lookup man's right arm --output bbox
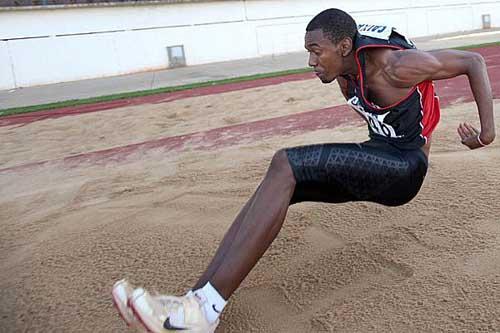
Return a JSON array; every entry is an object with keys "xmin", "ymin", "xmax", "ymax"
[{"xmin": 384, "ymin": 49, "xmax": 495, "ymax": 148}]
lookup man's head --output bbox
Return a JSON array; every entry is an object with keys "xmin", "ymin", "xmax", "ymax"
[{"xmin": 305, "ymin": 8, "xmax": 357, "ymax": 83}]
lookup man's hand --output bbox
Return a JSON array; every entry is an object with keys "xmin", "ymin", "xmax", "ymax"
[{"xmin": 457, "ymin": 122, "xmax": 489, "ymax": 149}]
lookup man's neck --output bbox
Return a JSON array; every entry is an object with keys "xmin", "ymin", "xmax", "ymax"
[{"xmin": 342, "ymin": 53, "xmax": 358, "ymax": 77}]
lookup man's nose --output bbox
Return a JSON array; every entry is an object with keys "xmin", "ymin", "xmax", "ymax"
[{"xmin": 308, "ymin": 54, "xmax": 317, "ymax": 67}]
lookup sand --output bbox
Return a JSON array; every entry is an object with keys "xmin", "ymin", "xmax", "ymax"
[{"xmin": 0, "ymin": 79, "xmax": 499, "ymax": 333}]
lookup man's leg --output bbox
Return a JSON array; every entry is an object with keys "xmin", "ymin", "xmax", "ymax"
[
  {"xmin": 113, "ymin": 142, "xmax": 429, "ymax": 331},
  {"xmin": 194, "ymin": 149, "xmax": 296, "ymax": 299},
  {"xmin": 192, "ymin": 188, "xmax": 259, "ymax": 290},
  {"xmin": 113, "ymin": 149, "xmax": 297, "ymax": 332}
]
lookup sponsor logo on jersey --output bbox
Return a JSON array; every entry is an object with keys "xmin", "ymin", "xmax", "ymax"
[
  {"xmin": 358, "ymin": 24, "xmax": 388, "ymax": 33},
  {"xmin": 357, "ymin": 23, "xmax": 392, "ymax": 40},
  {"xmin": 347, "ymin": 96, "xmax": 403, "ymax": 138}
]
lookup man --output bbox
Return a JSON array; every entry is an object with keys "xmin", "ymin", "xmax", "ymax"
[{"xmin": 112, "ymin": 8, "xmax": 495, "ymax": 332}]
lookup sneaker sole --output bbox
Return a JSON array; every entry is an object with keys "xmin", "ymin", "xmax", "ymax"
[
  {"xmin": 128, "ymin": 290, "xmax": 157, "ymax": 333},
  {"xmin": 111, "ymin": 281, "xmax": 138, "ymax": 328}
]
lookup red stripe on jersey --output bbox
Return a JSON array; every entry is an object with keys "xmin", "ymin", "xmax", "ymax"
[{"xmin": 417, "ymin": 81, "xmax": 441, "ymax": 139}]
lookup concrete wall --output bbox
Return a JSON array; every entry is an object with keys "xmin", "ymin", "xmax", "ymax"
[{"xmin": 1, "ymin": 0, "xmax": 499, "ymax": 90}]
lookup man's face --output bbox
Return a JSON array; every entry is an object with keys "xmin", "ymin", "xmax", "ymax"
[{"xmin": 304, "ymin": 29, "xmax": 344, "ymax": 83}]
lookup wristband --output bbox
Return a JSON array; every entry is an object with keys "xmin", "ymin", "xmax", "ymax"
[{"xmin": 477, "ymin": 134, "xmax": 487, "ymax": 147}]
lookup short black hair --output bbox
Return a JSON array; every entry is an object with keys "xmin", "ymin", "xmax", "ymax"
[{"xmin": 306, "ymin": 8, "xmax": 357, "ymax": 44}]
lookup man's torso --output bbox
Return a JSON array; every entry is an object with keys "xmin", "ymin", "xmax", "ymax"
[{"xmin": 343, "ymin": 26, "xmax": 440, "ymax": 151}]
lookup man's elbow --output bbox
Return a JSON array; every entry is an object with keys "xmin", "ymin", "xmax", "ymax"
[
  {"xmin": 481, "ymin": 131, "xmax": 496, "ymax": 145},
  {"xmin": 468, "ymin": 52, "xmax": 487, "ymax": 72}
]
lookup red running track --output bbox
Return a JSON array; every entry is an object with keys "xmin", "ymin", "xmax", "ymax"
[{"xmin": 0, "ymin": 72, "xmax": 314, "ymax": 128}]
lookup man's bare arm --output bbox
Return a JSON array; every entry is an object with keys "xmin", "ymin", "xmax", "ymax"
[{"xmin": 385, "ymin": 49, "xmax": 495, "ymax": 148}]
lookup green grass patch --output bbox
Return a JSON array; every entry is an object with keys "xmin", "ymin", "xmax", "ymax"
[
  {"xmin": 452, "ymin": 41, "xmax": 500, "ymax": 50},
  {"xmin": 1, "ymin": 41, "xmax": 499, "ymax": 117}
]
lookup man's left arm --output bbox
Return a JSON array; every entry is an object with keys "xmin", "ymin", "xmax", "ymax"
[{"xmin": 384, "ymin": 49, "xmax": 495, "ymax": 149}]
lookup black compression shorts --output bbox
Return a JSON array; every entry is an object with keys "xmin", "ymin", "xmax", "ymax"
[{"xmin": 285, "ymin": 140, "xmax": 428, "ymax": 206}]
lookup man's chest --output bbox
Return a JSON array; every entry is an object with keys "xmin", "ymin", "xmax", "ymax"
[{"xmin": 362, "ymin": 76, "xmax": 414, "ymax": 108}]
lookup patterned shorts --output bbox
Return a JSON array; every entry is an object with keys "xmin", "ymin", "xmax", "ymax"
[{"xmin": 285, "ymin": 140, "xmax": 428, "ymax": 206}]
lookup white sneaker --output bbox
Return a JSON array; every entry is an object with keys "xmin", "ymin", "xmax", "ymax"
[
  {"xmin": 112, "ymin": 279, "xmax": 181, "ymax": 332},
  {"xmin": 112, "ymin": 279, "xmax": 138, "ymax": 328},
  {"xmin": 129, "ymin": 287, "xmax": 219, "ymax": 333}
]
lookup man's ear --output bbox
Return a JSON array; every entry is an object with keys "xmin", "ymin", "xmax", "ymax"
[{"xmin": 339, "ymin": 37, "xmax": 353, "ymax": 57}]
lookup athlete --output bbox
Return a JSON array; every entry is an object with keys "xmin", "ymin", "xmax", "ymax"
[{"xmin": 112, "ymin": 8, "xmax": 495, "ymax": 332}]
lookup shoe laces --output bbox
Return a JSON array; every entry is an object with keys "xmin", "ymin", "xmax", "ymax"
[
  {"xmin": 150, "ymin": 290, "xmax": 205, "ymax": 316},
  {"xmin": 154, "ymin": 295, "xmax": 184, "ymax": 312}
]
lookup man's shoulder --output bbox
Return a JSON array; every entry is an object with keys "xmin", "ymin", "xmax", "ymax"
[{"xmin": 364, "ymin": 47, "xmax": 399, "ymax": 67}]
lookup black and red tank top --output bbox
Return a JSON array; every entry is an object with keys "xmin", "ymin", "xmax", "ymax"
[{"xmin": 344, "ymin": 24, "xmax": 440, "ymax": 149}]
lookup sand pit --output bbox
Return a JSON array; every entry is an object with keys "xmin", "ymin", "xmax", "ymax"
[{"xmin": 0, "ymin": 75, "xmax": 499, "ymax": 332}]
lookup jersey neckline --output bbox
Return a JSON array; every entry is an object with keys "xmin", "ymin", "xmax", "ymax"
[{"xmin": 354, "ymin": 44, "xmax": 418, "ymax": 113}]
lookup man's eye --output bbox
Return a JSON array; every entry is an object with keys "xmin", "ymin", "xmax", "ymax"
[{"xmin": 307, "ymin": 50, "xmax": 320, "ymax": 56}]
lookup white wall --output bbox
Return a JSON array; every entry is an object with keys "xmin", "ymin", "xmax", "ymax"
[{"xmin": 1, "ymin": 0, "xmax": 499, "ymax": 90}]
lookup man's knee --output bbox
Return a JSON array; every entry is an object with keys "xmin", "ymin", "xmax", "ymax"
[{"xmin": 267, "ymin": 149, "xmax": 296, "ymax": 184}]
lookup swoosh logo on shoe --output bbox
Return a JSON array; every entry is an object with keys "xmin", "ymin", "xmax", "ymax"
[
  {"xmin": 212, "ymin": 304, "xmax": 221, "ymax": 313},
  {"xmin": 164, "ymin": 317, "xmax": 187, "ymax": 331}
]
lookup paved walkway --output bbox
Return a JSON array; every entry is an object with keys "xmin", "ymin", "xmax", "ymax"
[{"xmin": 1, "ymin": 28, "xmax": 499, "ymax": 110}]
